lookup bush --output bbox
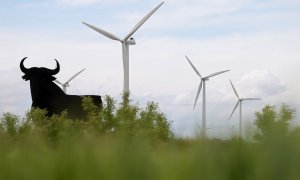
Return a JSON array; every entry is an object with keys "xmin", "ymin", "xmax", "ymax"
[
  {"xmin": 0, "ymin": 113, "xmax": 19, "ymax": 137},
  {"xmin": 0, "ymin": 93, "xmax": 173, "ymax": 143},
  {"xmin": 82, "ymin": 92, "xmax": 173, "ymax": 141},
  {"xmin": 253, "ymin": 104, "xmax": 296, "ymax": 141}
]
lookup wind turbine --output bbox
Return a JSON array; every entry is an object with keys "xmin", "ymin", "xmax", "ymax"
[
  {"xmin": 82, "ymin": 2, "xmax": 164, "ymax": 93},
  {"xmin": 55, "ymin": 68, "xmax": 86, "ymax": 93},
  {"xmin": 229, "ymin": 80, "xmax": 261, "ymax": 137},
  {"xmin": 185, "ymin": 56, "xmax": 230, "ymax": 137}
]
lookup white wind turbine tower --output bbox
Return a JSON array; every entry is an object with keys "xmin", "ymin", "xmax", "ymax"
[
  {"xmin": 82, "ymin": 2, "xmax": 164, "ymax": 93},
  {"xmin": 229, "ymin": 80, "xmax": 261, "ymax": 137},
  {"xmin": 185, "ymin": 56, "xmax": 230, "ymax": 137},
  {"xmin": 55, "ymin": 68, "xmax": 85, "ymax": 93}
]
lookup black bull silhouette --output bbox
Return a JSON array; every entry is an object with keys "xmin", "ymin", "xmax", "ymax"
[{"xmin": 20, "ymin": 57, "xmax": 102, "ymax": 119}]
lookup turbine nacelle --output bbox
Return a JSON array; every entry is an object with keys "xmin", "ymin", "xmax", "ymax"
[{"xmin": 126, "ymin": 37, "xmax": 136, "ymax": 45}]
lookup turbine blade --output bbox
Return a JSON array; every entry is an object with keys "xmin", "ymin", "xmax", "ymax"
[
  {"xmin": 185, "ymin": 56, "xmax": 202, "ymax": 77},
  {"xmin": 123, "ymin": 2, "xmax": 164, "ymax": 40},
  {"xmin": 195, "ymin": 122, "xmax": 201, "ymax": 129},
  {"xmin": 230, "ymin": 80, "xmax": 240, "ymax": 99},
  {"xmin": 243, "ymin": 98, "xmax": 261, "ymax": 101},
  {"xmin": 66, "ymin": 68, "xmax": 86, "ymax": 84},
  {"xmin": 229, "ymin": 101, "xmax": 240, "ymax": 120},
  {"xmin": 54, "ymin": 80, "xmax": 63, "ymax": 85},
  {"xmin": 193, "ymin": 80, "xmax": 202, "ymax": 110},
  {"xmin": 205, "ymin": 70, "xmax": 230, "ymax": 79},
  {"xmin": 82, "ymin": 22, "xmax": 121, "ymax": 41}
]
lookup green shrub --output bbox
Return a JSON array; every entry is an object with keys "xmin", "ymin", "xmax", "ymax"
[
  {"xmin": 254, "ymin": 104, "xmax": 296, "ymax": 141},
  {"xmin": 82, "ymin": 92, "xmax": 173, "ymax": 141},
  {"xmin": 0, "ymin": 93, "xmax": 172, "ymax": 143},
  {"xmin": 0, "ymin": 113, "xmax": 19, "ymax": 137},
  {"xmin": 1, "ymin": 101, "xmax": 300, "ymax": 180}
]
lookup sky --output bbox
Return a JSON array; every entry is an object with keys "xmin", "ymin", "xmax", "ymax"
[{"xmin": 0, "ymin": 0, "xmax": 300, "ymax": 138}]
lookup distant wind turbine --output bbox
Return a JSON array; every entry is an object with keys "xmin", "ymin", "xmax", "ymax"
[
  {"xmin": 229, "ymin": 80, "xmax": 261, "ymax": 137},
  {"xmin": 55, "ymin": 68, "xmax": 85, "ymax": 93},
  {"xmin": 82, "ymin": 2, "xmax": 164, "ymax": 93},
  {"xmin": 186, "ymin": 56, "xmax": 230, "ymax": 137}
]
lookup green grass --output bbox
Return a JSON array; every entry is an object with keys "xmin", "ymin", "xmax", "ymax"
[
  {"xmin": 1, "ymin": 135, "xmax": 300, "ymax": 180},
  {"xmin": 0, "ymin": 96, "xmax": 299, "ymax": 180}
]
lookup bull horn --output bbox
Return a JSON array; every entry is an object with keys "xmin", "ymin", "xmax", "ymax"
[
  {"xmin": 50, "ymin": 59, "xmax": 60, "ymax": 75},
  {"xmin": 20, "ymin": 57, "xmax": 29, "ymax": 73}
]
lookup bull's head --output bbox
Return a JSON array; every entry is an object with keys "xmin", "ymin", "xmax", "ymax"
[{"xmin": 20, "ymin": 57, "xmax": 60, "ymax": 81}]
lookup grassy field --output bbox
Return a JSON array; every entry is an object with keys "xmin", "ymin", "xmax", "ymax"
[
  {"xmin": 1, "ymin": 96, "xmax": 299, "ymax": 180},
  {"xmin": 1, "ymin": 133, "xmax": 300, "ymax": 180}
]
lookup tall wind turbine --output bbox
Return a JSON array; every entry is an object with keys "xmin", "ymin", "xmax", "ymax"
[
  {"xmin": 82, "ymin": 2, "xmax": 164, "ymax": 93},
  {"xmin": 185, "ymin": 56, "xmax": 230, "ymax": 137},
  {"xmin": 55, "ymin": 68, "xmax": 85, "ymax": 93},
  {"xmin": 229, "ymin": 80, "xmax": 261, "ymax": 137}
]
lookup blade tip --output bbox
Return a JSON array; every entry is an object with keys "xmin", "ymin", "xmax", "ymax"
[{"xmin": 158, "ymin": 2, "xmax": 164, "ymax": 6}]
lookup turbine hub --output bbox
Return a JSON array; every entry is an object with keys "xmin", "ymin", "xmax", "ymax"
[{"xmin": 126, "ymin": 37, "xmax": 136, "ymax": 45}]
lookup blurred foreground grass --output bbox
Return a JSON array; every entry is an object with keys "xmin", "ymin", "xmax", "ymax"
[
  {"xmin": 1, "ymin": 133, "xmax": 300, "ymax": 180},
  {"xmin": 0, "ymin": 95, "xmax": 300, "ymax": 180}
]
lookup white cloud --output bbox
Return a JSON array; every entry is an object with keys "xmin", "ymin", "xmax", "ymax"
[
  {"xmin": 0, "ymin": 69, "xmax": 31, "ymax": 116},
  {"xmin": 141, "ymin": 0, "xmax": 249, "ymax": 30},
  {"xmin": 167, "ymin": 0, "xmax": 251, "ymax": 17},
  {"xmin": 239, "ymin": 70, "xmax": 285, "ymax": 97},
  {"xmin": 58, "ymin": 0, "xmax": 102, "ymax": 6},
  {"xmin": 57, "ymin": 0, "xmax": 140, "ymax": 6},
  {"xmin": 16, "ymin": 2, "xmax": 50, "ymax": 9},
  {"xmin": 2, "ymin": 29, "xmax": 297, "ymax": 112}
]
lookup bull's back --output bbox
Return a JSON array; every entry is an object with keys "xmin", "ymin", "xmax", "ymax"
[
  {"xmin": 65, "ymin": 95, "xmax": 102, "ymax": 119},
  {"xmin": 35, "ymin": 94, "xmax": 102, "ymax": 119},
  {"xmin": 84, "ymin": 95, "xmax": 103, "ymax": 107}
]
